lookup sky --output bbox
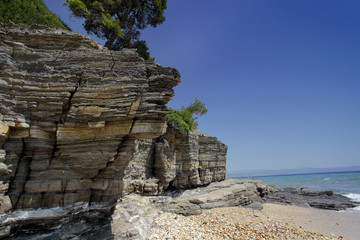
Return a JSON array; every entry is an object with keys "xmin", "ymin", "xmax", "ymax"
[{"xmin": 44, "ymin": 0, "xmax": 360, "ymax": 174}]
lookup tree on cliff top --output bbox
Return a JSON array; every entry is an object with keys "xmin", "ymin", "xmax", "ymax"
[
  {"xmin": 65, "ymin": 0, "xmax": 167, "ymax": 60},
  {"xmin": 166, "ymin": 99, "xmax": 208, "ymax": 133},
  {"xmin": 0, "ymin": 0, "xmax": 70, "ymax": 30}
]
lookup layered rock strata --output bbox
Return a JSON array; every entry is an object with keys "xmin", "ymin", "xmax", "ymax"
[
  {"xmin": 0, "ymin": 179, "xmax": 272, "ymax": 239},
  {"xmin": 1, "ymin": 179, "xmax": 358, "ymax": 239},
  {"xmin": 150, "ymin": 178, "xmax": 276, "ymax": 216},
  {"xmin": 0, "ymin": 23, "xmax": 230, "ymax": 238},
  {"xmin": 0, "ymin": 24, "xmax": 227, "ymax": 213},
  {"xmin": 0, "ymin": 23, "xmax": 183, "ymax": 209},
  {"xmin": 123, "ymin": 128, "xmax": 227, "ymax": 195}
]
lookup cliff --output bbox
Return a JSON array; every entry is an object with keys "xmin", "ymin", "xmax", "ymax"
[
  {"xmin": 0, "ymin": 23, "xmax": 227, "ymax": 213},
  {"xmin": 0, "ymin": 24, "xmax": 357, "ymax": 239}
]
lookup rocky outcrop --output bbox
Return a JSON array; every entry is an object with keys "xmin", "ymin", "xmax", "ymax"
[
  {"xmin": 0, "ymin": 23, "xmax": 227, "ymax": 216},
  {"xmin": 123, "ymin": 128, "xmax": 227, "ymax": 195},
  {"xmin": 0, "ymin": 24, "xmax": 229, "ymax": 238},
  {"xmin": 150, "ymin": 178, "xmax": 276, "ymax": 216},
  {"xmin": 0, "ymin": 203, "xmax": 114, "ymax": 239},
  {"xmin": 1, "ymin": 178, "xmax": 358, "ymax": 239},
  {"xmin": 1, "ymin": 23, "xmax": 358, "ymax": 240},
  {"xmin": 264, "ymin": 187, "xmax": 358, "ymax": 211},
  {"xmin": 0, "ymin": 179, "xmax": 271, "ymax": 239},
  {"xmin": 0, "ymin": 23, "xmax": 182, "ymax": 210}
]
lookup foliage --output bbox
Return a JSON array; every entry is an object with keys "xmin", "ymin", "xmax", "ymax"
[
  {"xmin": 165, "ymin": 110, "xmax": 191, "ymax": 133},
  {"xmin": 134, "ymin": 40, "xmax": 155, "ymax": 62},
  {"xmin": 65, "ymin": 0, "xmax": 167, "ymax": 60},
  {"xmin": 165, "ymin": 99, "xmax": 208, "ymax": 133},
  {"xmin": 0, "ymin": 0, "xmax": 70, "ymax": 30}
]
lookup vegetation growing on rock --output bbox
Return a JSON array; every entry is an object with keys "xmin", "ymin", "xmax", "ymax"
[
  {"xmin": 0, "ymin": 0, "xmax": 70, "ymax": 30},
  {"xmin": 165, "ymin": 99, "xmax": 208, "ymax": 132}
]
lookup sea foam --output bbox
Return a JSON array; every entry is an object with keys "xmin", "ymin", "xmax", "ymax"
[{"xmin": 344, "ymin": 193, "xmax": 360, "ymax": 203}]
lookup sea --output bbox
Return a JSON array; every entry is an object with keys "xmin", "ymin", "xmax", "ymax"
[{"xmin": 235, "ymin": 171, "xmax": 360, "ymax": 210}]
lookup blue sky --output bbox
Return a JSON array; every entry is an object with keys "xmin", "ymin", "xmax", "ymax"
[{"xmin": 44, "ymin": 0, "xmax": 360, "ymax": 173}]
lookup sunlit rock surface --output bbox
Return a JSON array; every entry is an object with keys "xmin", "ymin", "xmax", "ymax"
[
  {"xmin": 0, "ymin": 24, "xmax": 229, "ymax": 239},
  {"xmin": 0, "ymin": 23, "xmax": 181, "ymax": 209},
  {"xmin": 0, "ymin": 24, "xmax": 227, "ymax": 212}
]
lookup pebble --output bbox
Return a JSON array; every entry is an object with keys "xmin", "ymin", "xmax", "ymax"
[{"xmin": 149, "ymin": 207, "xmax": 343, "ymax": 240}]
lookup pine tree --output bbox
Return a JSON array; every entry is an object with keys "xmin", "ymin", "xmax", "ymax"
[{"xmin": 65, "ymin": 0, "xmax": 167, "ymax": 60}]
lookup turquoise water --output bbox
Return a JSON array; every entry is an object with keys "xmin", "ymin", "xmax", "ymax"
[{"xmin": 235, "ymin": 171, "xmax": 360, "ymax": 203}]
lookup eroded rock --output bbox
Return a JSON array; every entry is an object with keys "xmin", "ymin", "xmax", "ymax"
[
  {"xmin": 0, "ymin": 23, "xmax": 180, "ymax": 210},
  {"xmin": 123, "ymin": 128, "xmax": 228, "ymax": 195},
  {"xmin": 0, "ymin": 24, "xmax": 230, "ymax": 239},
  {"xmin": 264, "ymin": 187, "xmax": 358, "ymax": 210},
  {"xmin": 148, "ymin": 179, "xmax": 275, "ymax": 216}
]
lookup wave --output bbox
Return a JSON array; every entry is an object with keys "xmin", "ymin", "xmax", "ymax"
[
  {"xmin": 344, "ymin": 193, "xmax": 360, "ymax": 203},
  {"xmin": 323, "ymin": 177, "xmax": 330, "ymax": 181},
  {"xmin": 354, "ymin": 206, "xmax": 360, "ymax": 211}
]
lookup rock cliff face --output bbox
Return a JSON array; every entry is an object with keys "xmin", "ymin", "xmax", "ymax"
[
  {"xmin": 1, "ymin": 24, "xmax": 358, "ymax": 240},
  {"xmin": 123, "ymin": 128, "xmax": 227, "ymax": 196},
  {"xmin": 0, "ymin": 179, "xmax": 273, "ymax": 240},
  {"xmin": 0, "ymin": 24, "xmax": 227, "ymax": 212}
]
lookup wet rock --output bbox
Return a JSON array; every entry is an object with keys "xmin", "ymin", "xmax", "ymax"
[
  {"xmin": 0, "ymin": 203, "xmax": 114, "ymax": 240},
  {"xmin": 265, "ymin": 187, "xmax": 358, "ymax": 211}
]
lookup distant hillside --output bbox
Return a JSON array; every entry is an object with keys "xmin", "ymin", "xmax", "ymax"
[{"xmin": 0, "ymin": 0, "xmax": 70, "ymax": 30}]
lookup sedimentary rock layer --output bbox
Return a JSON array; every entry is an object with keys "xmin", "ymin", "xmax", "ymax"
[
  {"xmin": 0, "ymin": 179, "xmax": 273, "ymax": 239},
  {"xmin": 0, "ymin": 24, "xmax": 227, "ymax": 213},
  {"xmin": 123, "ymin": 128, "xmax": 227, "ymax": 196},
  {"xmin": 0, "ymin": 24, "xmax": 181, "ymax": 209}
]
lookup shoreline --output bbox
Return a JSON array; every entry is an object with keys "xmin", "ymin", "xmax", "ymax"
[
  {"xmin": 150, "ymin": 203, "xmax": 360, "ymax": 240},
  {"xmin": 261, "ymin": 203, "xmax": 360, "ymax": 240}
]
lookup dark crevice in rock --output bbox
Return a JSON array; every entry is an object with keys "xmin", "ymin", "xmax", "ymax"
[
  {"xmin": 48, "ymin": 122, "xmax": 59, "ymax": 169},
  {"xmin": 257, "ymin": 187, "xmax": 265, "ymax": 198},
  {"xmin": 40, "ymin": 191, "xmax": 46, "ymax": 207},
  {"xmin": 109, "ymin": 51, "xmax": 116, "ymax": 74},
  {"xmin": 88, "ymin": 117, "xmax": 137, "ymax": 205},
  {"xmin": 54, "ymin": 50, "xmax": 62, "ymax": 62},
  {"xmin": 7, "ymin": 137, "xmax": 34, "ymax": 209},
  {"xmin": 59, "ymin": 73, "xmax": 83, "ymax": 124},
  {"xmin": 128, "ymin": 118, "xmax": 136, "ymax": 135},
  {"xmin": 89, "ymin": 120, "xmax": 138, "ymax": 204},
  {"xmin": 127, "ymin": 95, "xmax": 142, "ymax": 117},
  {"xmin": 146, "ymin": 66, "xmax": 151, "ymax": 79},
  {"xmin": 110, "ymin": 119, "xmax": 137, "ymax": 175},
  {"xmin": 88, "ymin": 151, "xmax": 119, "ymax": 206},
  {"xmin": 6, "ymin": 138, "xmax": 26, "ymax": 203}
]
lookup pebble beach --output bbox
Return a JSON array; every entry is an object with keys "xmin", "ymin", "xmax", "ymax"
[{"xmin": 150, "ymin": 203, "xmax": 360, "ymax": 240}]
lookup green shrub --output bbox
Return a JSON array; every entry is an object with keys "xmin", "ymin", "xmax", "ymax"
[
  {"xmin": 165, "ymin": 99, "xmax": 208, "ymax": 133},
  {"xmin": 165, "ymin": 110, "xmax": 192, "ymax": 133},
  {"xmin": 0, "ymin": 0, "xmax": 70, "ymax": 30}
]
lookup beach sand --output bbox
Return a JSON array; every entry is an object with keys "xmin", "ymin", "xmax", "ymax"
[{"xmin": 150, "ymin": 203, "xmax": 360, "ymax": 239}]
